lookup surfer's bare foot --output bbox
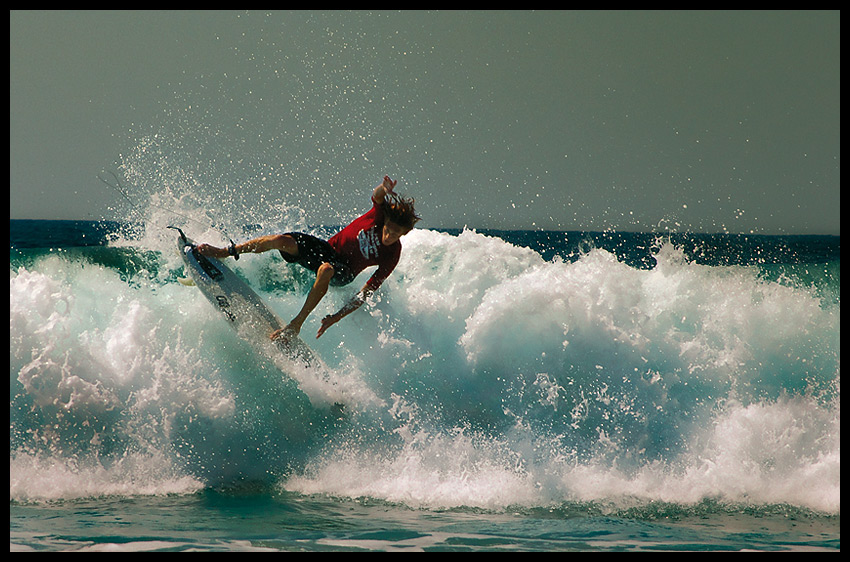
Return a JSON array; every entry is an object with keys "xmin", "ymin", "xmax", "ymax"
[
  {"xmin": 196, "ymin": 243, "xmax": 227, "ymax": 258},
  {"xmin": 271, "ymin": 324, "xmax": 300, "ymax": 342}
]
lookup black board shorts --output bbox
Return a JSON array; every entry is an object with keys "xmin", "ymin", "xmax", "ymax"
[{"xmin": 280, "ymin": 232, "xmax": 356, "ymax": 287}]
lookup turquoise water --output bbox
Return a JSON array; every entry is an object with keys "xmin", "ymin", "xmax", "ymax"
[
  {"xmin": 10, "ymin": 219, "xmax": 840, "ymax": 551},
  {"xmin": 10, "ymin": 490, "xmax": 840, "ymax": 552}
]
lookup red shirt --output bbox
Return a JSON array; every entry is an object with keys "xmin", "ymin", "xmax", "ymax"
[{"xmin": 328, "ymin": 198, "xmax": 401, "ymax": 291}]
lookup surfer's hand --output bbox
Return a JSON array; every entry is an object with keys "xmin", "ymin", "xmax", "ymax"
[
  {"xmin": 383, "ymin": 175, "xmax": 397, "ymax": 192},
  {"xmin": 373, "ymin": 175, "xmax": 397, "ymax": 205},
  {"xmin": 317, "ymin": 314, "xmax": 340, "ymax": 339}
]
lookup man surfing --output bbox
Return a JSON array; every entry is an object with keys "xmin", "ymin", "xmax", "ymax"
[{"xmin": 197, "ymin": 175, "xmax": 419, "ymax": 340}]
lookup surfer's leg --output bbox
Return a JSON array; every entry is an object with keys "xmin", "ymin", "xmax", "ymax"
[
  {"xmin": 197, "ymin": 234, "xmax": 297, "ymax": 258},
  {"xmin": 282, "ymin": 262, "xmax": 335, "ymax": 337},
  {"xmin": 238, "ymin": 234, "xmax": 297, "ymax": 255}
]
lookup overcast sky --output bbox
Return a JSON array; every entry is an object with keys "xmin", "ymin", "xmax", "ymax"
[{"xmin": 10, "ymin": 10, "xmax": 840, "ymax": 234}]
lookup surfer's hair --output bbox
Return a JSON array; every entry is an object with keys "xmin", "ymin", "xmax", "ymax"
[{"xmin": 382, "ymin": 193, "xmax": 421, "ymax": 230}]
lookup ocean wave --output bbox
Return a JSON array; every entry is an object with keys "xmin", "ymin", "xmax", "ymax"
[{"xmin": 10, "ymin": 224, "xmax": 840, "ymax": 513}]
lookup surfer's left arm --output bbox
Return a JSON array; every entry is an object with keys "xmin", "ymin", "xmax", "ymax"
[
  {"xmin": 371, "ymin": 175, "xmax": 397, "ymax": 205},
  {"xmin": 316, "ymin": 284, "xmax": 375, "ymax": 338}
]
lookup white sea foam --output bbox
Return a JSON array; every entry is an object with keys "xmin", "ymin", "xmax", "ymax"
[{"xmin": 10, "ymin": 227, "xmax": 840, "ymax": 513}]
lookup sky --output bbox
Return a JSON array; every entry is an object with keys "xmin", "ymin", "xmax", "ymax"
[{"xmin": 10, "ymin": 10, "xmax": 840, "ymax": 234}]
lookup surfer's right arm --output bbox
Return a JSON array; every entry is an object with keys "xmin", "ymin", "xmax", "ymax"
[{"xmin": 316, "ymin": 284, "xmax": 374, "ymax": 338}]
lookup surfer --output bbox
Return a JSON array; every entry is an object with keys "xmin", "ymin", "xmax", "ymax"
[{"xmin": 197, "ymin": 175, "xmax": 419, "ymax": 340}]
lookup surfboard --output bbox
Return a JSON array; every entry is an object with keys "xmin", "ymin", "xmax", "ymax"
[{"xmin": 170, "ymin": 227, "xmax": 318, "ymax": 367}]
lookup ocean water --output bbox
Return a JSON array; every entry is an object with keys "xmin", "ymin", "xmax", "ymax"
[{"xmin": 10, "ymin": 216, "xmax": 840, "ymax": 551}]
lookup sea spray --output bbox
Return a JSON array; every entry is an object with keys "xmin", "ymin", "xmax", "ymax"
[
  {"xmin": 283, "ymin": 229, "xmax": 839, "ymax": 512},
  {"xmin": 11, "ymin": 222, "xmax": 840, "ymax": 514}
]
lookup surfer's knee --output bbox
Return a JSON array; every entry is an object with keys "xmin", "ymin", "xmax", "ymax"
[
  {"xmin": 272, "ymin": 234, "xmax": 298, "ymax": 256},
  {"xmin": 316, "ymin": 262, "xmax": 335, "ymax": 284}
]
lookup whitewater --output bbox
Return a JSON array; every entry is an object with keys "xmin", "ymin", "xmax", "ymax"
[{"xmin": 10, "ymin": 205, "xmax": 840, "ymax": 550}]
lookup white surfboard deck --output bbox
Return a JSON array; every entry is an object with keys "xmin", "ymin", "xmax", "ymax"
[{"xmin": 171, "ymin": 227, "xmax": 318, "ymax": 367}]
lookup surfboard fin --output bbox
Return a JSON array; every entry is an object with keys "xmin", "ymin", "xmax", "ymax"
[{"xmin": 168, "ymin": 225, "xmax": 188, "ymax": 244}]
